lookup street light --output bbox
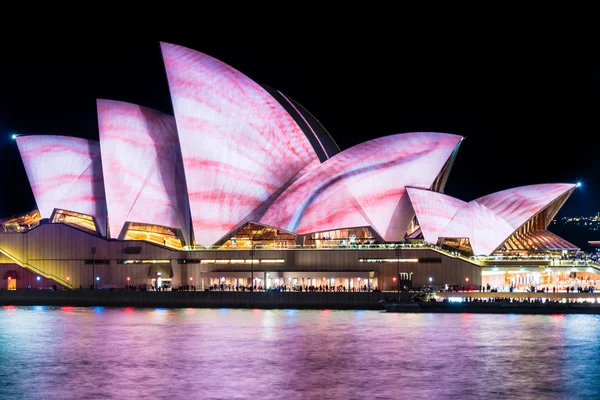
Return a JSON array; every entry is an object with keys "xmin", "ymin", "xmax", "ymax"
[
  {"xmin": 396, "ymin": 247, "xmax": 401, "ymax": 301},
  {"xmin": 250, "ymin": 242, "xmax": 256, "ymax": 291},
  {"xmin": 91, "ymin": 247, "xmax": 96, "ymax": 290}
]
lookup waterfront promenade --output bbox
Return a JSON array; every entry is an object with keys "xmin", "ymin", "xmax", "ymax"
[{"xmin": 436, "ymin": 291, "xmax": 600, "ymax": 301}]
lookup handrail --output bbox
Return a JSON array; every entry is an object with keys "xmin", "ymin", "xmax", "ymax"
[
  {"xmin": 180, "ymin": 243, "xmax": 600, "ymax": 268},
  {"xmin": 426, "ymin": 247, "xmax": 484, "ymax": 267},
  {"xmin": 0, "ymin": 247, "xmax": 72, "ymax": 289},
  {"xmin": 183, "ymin": 243, "xmax": 438, "ymax": 251}
]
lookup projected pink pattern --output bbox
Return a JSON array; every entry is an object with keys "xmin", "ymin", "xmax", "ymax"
[
  {"xmin": 97, "ymin": 100, "xmax": 190, "ymax": 242},
  {"xmin": 260, "ymin": 158, "xmax": 370, "ymax": 235},
  {"xmin": 440, "ymin": 202, "xmax": 515, "ymax": 256},
  {"xmin": 409, "ymin": 184, "xmax": 577, "ymax": 255},
  {"xmin": 474, "ymin": 183, "xmax": 576, "ymax": 229},
  {"xmin": 406, "ymin": 188, "xmax": 466, "ymax": 244},
  {"xmin": 340, "ymin": 133, "xmax": 462, "ymax": 240},
  {"xmin": 16, "ymin": 135, "xmax": 107, "ymax": 236},
  {"xmin": 261, "ymin": 132, "xmax": 462, "ymax": 240},
  {"xmin": 161, "ymin": 42, "xmax": 320, "ymax": 246}
]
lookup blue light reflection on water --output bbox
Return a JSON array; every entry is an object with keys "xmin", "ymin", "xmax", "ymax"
[{"xmin": 0, "ymin": 307, "xmax": 599, "ymax": 399}]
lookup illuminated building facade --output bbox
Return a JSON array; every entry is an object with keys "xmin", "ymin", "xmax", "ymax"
[{"xmin": 1, "ymin": 42, "xmax": 593, "ymax": 292}]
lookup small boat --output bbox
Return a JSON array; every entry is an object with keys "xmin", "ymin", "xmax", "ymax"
[
  {"xmin": 379, "ymin": 299, "xmax": 421, "ymax": 312},
  {"xmin": 381, "ymin": 302, "xmax": 421, "ymax": 312}
]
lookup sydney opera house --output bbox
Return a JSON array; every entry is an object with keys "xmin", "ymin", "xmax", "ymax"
[{"xmin": 0, "ymin": 42, "xmax": 595, "ymax": 292}]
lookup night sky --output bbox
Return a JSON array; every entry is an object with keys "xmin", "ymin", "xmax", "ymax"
[{"xmin": 0, "ymin": 15, "xmax": 596, "ymax": 223}]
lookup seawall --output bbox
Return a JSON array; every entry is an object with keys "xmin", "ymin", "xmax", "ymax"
[{"xmin": 0, "ymin": 290, "xmax": 391, "ymax": 309}]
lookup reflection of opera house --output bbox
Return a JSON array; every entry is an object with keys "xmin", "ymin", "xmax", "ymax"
[{"xmin": 0, "ymin": 42, "xmax": 596, "ymax": 292}]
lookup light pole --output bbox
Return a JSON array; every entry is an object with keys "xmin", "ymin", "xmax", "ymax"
[
  {"xmin": 250, "ymin": 242, "xmax": 255, "ymax": 291},
  {"xmin": 91, "ymin": 247, "xmax": 96, "ymax": 290},
  {"xmin": 396, "ymin": 247, "xmax": 401, "ymax": 301}
]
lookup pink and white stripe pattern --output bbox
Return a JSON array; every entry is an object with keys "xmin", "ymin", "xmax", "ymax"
[
  {"xmin": 406, "ymin": 188, "xmax": 466, "ymax": 244},
  {"xmin": 475, "ymin": 184, "xmax": 575, "ymax": 230},
  {"xmin": 440, "ymin": 201, "xmax": 515, "ymax": 255},
  {"xmin": 408, "ymin": 184, "xmax": 576, "ymax": 255},
  {"xmin": 161, "ymin": 42, "xmax": 320, "ymax": 246},
  {"xmin": 16, "ymin": 135, "xmax": 107, "ymax": 236},
  {"xmin": 260, "ymin": 132, "xmax": 462, "ymax": 241},
  {"xmin": 97, "ymin": 99, "xmax": 190, "ymax": 242}
]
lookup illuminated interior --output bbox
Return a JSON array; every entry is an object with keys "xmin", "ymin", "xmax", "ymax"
[
  {"xmin": 405, "ymin": 216, "xmax": 422, "ymax": 239},
  {"xmin": 0, "ymin": 210, "xmax": 41, "ymax": 232},
  {"xmin": 482, "ymin": 268, "xmax": 600, "ymax": 292},
  {"xmin": 304, "ymin": 227, "xmax": 376, "ymax": 247},
  {"xmin": 438, "ymin": 237, "xmax": 473, "ymax": 255},
  {"xmin": 124, "ymin": 223, "xmax": 183, "ymax": 249},
  {"xmin": 52, "ymin": 209, "xmax": 97, "ymax": 233},
  {"xmin": 220, "ymin": 223, "xmax": 296, "ymax": 249}
]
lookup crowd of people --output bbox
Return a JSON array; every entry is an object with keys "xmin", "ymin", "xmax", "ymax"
[
  {"xmin": 444, "ymin": 296, "xmax": 600, "ymax": 305},
  {"xmin": 205, "ymin": 283, "xmax": 380, "ymax": 292}
]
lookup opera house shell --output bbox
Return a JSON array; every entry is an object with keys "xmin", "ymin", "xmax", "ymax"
[{"xmin": 0, "ymin": 42, "xmax": 583, "ymax": 291}]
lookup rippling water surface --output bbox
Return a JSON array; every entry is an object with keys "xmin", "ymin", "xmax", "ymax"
[{"xmin": 1, "ymin": 307, "xmax": 599, "ymax": 399}]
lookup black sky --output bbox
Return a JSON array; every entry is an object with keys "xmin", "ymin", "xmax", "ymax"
[{"xmin": 0, "ymin": 10, "xmax": 596, "ymax": 220}]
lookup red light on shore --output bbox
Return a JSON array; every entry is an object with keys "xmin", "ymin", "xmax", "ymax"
[
  {"xmin": 126, "ymin": 277, "xmax": 130, "ymax": 281},
  {"xmin": 465, "ymin": 277, "xmax": 469, "ymax": 282},
  {"xmin": 189, "ymin": 277, "xmax": 193, "ymax": 281},
  {"xmin": 66, "ymin": 276, "xmax": 70, "ymax": 281},
  {"xmin": 7, "ymin": 277, "xmax": 11, "ymax": 280},
  {"xmin": 392, "ymin": 277, "xmax": 397, "ymax": 282}
]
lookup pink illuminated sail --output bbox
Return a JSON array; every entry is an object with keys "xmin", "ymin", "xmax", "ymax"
[
  {"xmin": 474, "ymin": 183, "xmax": 576, "ymax": 230},
  {"xmin": 410, "ymin": 183, "xmax": 578, "ymax": 255},
  {"xmin": 259, "ymin": 158, "xmax": 370, "ymax": 235},
  {"xmin": 406, "ymin": 188, "xmax": 466, "ymax": 244},
  {"xmin": 16, "ymin": 135, "xmax": 107, "ymax": 236},
  {"xmin": 440, "ymin": 201, "xmax": 515, "ymax": 256},
  {"xmin": 161, "ymin": 42, "xmax": 321, "ymax": 246},
  {"xmin": 261, "ymin": 132, "xmax": 462, "ymax": 240},
  {"xmin": 97, "ymin": 99, "xmax": 190, "ymax": 242},
  {"xmin": 340, "ymin": 133, "xmax": 462, "ymax": 240}
]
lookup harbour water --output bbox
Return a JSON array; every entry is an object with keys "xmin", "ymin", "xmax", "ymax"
[{"xmin": 1, "ymin": 306, "xmax": 599, "ymax": 399}]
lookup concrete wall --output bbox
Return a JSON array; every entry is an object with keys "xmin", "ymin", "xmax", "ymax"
[
  {"xmin": 0, "ymin": 222, "xmax": 483, "ymax": 290},
  {"xmin": 0, "ymin": 263, "xmax": 56, "ymax": 290},
  {"xmin": 0, "ymin": 290, "xmax": 392, "ymax": 309}
]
